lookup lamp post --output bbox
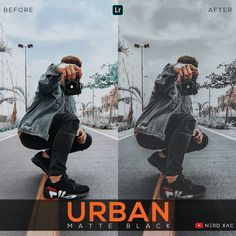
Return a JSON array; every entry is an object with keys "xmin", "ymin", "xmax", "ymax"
[
  {"xmin": 92, "ymin": 86, "xmax": 95, "ymax": 119},
  {"xmin": 18, "ymin": 43, "xmax": 33, "ymax": 112},
  {"xmin": 208, "ymin": 87, "xmax": 212, "ymax": 118},
  {"xmin": 134, "ymin": 43, "xmax": 149, "ymax": 112}
]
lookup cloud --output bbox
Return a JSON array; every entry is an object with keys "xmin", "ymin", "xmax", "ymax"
[
  {"xmin": 0, "ymin": 0, "xmax": 115, "ymax": 42},
  {"xmin": 0, "ymin": 0, "xmax": 117, "ymax": 111},
  {"xmin": 119, "ymin": 0, "xmax": 236, "ymax": 106}
]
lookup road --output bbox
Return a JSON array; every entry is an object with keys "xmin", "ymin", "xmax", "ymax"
[
  {"xmin": 118, "ymin": 128, "xmax": 236, "ymax": 236},
  {"xmin": 0, "ymin": 128, "xmax": 118, "ymax": 236},
  {"xmin": 0, "ymin": 127, "xmax": 235, "ymax": 236}
]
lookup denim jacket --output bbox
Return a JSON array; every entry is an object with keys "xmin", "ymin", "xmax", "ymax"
[
  {"xmin": 134, "ymin": 64, "xmax": 193, "ymax": 141},
  {"xmin": 18, "ymin": 64, "xmax": 77, "ymax": 141}
]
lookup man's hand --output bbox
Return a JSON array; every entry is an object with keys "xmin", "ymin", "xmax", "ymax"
[
  {"xmin": 76, "ymin": 129, "xmax": 87, "ymax": 144},
  {"xmin": 193, "ymin": 129, "xmax": 203, "ymax": 144},
  {"xmin": 175, "ymin": 64, "xmax": 199, "ymax": 81},
  {"xmin": 57, "ymin": 64, "xmax": 82, "ymax": 81}
]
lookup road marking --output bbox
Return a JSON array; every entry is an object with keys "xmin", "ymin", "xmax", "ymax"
[
  {"xmin": 35, "ymin": 174, "xmax": 48, "ymax": 200},
  {"xmin": 84, "ymin": 126, "xmax": 118, "ymax": 140},
  {"xmin": 152, "ymin": 174, "xmax": 165, "ymax": 199},
  {"xmin": 26, "ymin": 174, "xmax": 59, "ymax": 236},
  {"xmin": 199, "ymin": 125, "xmax": 236, "ymax": 142},
  {"xmin": 0, "ymin": 133, "xmax": 17, "ymax": 142}
]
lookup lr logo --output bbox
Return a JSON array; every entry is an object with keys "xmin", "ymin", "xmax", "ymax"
[{"xmin": 113, "ymin": 5, "xmax": 123, "ymax": 15}]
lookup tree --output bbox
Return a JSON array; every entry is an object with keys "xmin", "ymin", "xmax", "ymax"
[
  {"xmin": 85, "ymin": 62, "xmax": 118, "ymax": 125},
  {"xmin": 196, "ymin": 102, "xmax": 208, "ymax": 117},
  {"xmin": 118, "ymin": 86, "xmax": 142, "ymax": 105},
  {"xmin": 118, "ymin": 86, "xmax": 143, "ymax": 126},
  {"xmin": 118, "ymin": 39, "xmax": 129, "ymax": 55},
  {"xmin": 0, "ymin": 86, "xmax": 26, "ymax": 104},
  {"xmin": 118, "ymin": 56, "xmax": 135, "ymax": 126},
  {"xmin": 0, "ymin": 97, "xmax": 15, "ymax": 105},
  {"xmin": 80, "ymin": 102, "xmax": 92, "ymax": 117},
  {"xmin": 202, "ymin": 59, "xmax": 236, "ymax": 124},
  {"xmin": 0, "ymin": 41, "xmax": 11, "ymax": 54},
  {"xmin": 118, "ymin": 27, "xmax": 129, "ymax": 55},
  {"xmin": 86, "ymin": 63, "xmax": 118, "ymax": 89},
  {"xmin": 0, "ymin": 86, "xmax": 25, "ymax": 123},
  {"xmin": 0, "ymin": 40, "xmax": 15, "ymax": 122}
]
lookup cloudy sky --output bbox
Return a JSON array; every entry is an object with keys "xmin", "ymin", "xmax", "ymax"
[
  {"xmin": 119, "ymin": 0, "xmax": 236, "ymax": 109},
  {"xmin": 0, "ymin": 0, "xmax": 117, "ymax": 117}
]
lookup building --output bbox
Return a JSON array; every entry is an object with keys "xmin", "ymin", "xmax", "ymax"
[
  {"xmin": 218, "ymin": 86, "xmax": 236, "ymax": 118},
  {"xmin": 101, "ymin": 86, "xmax": 119, "ymax": 122},
  {"xmin": 218, "ymin": 86, "xmax": 236, "ymax": 114}
]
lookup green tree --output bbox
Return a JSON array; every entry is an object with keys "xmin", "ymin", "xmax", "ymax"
[
  {"xmin": 85, "ymin": 62, "xmax": 118, "ymax": 125},
  {"xmin": 86, "ymin": 62, "xmax": 118, "ymax": 89}
]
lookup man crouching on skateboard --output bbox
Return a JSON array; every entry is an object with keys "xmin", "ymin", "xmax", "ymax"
[
  {"xmin": 18, "ymin": 55, "xmax": 92, "ymax": 199},
  {"xmin": 135, "ymin": 55, "xmax": 208, "ymax": 199}
]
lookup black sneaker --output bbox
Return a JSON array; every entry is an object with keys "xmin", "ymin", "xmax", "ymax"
[
  {"xmin": 160, "ymin": 175, "xmax": 206, "ymax": 199},
  {"xmin": 43, "ymin": 174, "xmax": 89, "ymax": 199},
  {"xmin": 31, "ymin": 151, "xmax": 51, "ymax": 175},
  {"xmin": 148, "ymin": 151, "xmax": 167, "ymax": 174}
]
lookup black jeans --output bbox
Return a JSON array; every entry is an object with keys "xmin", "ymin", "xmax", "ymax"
[
  {"xmin": 19, "ymin": 113, "xmax": 92, "ymax": 176},
  {"xmin": 136, "ymin": 113, "xmax": 208, "ymax": 176}
]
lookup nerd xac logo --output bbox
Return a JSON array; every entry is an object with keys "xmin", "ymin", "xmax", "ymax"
[
  {"xmin": 113, "ymin": 5, "xmax": 123, "ymax": 15},
  {"xmin": 195, "ymin": 222, "xmax": 204, "ymax": 229}
]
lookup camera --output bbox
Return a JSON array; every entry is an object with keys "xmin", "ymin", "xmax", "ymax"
[
  {"xmin": 64, "ymin": 72, "xmax": 83, "ymax": 95},
  {"xmin": 180, "ymin": 75, "xmax": 199, "ymax": 95}
]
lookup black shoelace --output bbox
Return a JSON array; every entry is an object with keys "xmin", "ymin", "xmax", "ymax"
[
  {"xmin": 63, "ymin": 174, "xmax": 77, "ymax": 189},
  {"xmin": 180, "ymin": 175, "xmax": 194, "ymax": 189}
]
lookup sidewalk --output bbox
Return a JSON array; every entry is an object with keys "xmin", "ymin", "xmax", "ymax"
[
  {"xmin": 118, "ymin": 128, "xmax": 134, "ymax": 139},
  {"xmin": 0, "ymin": 128, "xmax": 17, "ymax": 140},
  {"xmin": 83, "ymin": 125, "xmax": 118, "ymax": 139},
  {"xmin": 201, "ymin": 126, "xmax": 236, "ymax": 139}
]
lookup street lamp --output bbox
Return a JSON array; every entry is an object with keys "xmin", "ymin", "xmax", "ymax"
[
  {"xmin": 18, "ymin": 43, "xmax": 33, "ymax": 112},
  {"xmin": 208, "ymin": 87, "xmax": 212, "ymax": 118},
  {"xmin": 134, "ymin": 43, "xmax": 150, "ymax": 112},
  {"xmin": 92, "ymin": 87, "xmax": 95, "ymax": 119}
]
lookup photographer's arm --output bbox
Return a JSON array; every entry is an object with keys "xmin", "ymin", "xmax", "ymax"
[
  {"xmin": 154, "ymin": 64, "xmax": 178, "ymax": 94},
  {"xmin": 38, "ymin": 64, "xmax": 82, "ymax": 95},
  {"xmin": 155, "ymin": 64, "xmax": 198, "ymax": 95},
  {"xmin": 38, "ymin": 64, "xmax": 61, "ymax": 95}
]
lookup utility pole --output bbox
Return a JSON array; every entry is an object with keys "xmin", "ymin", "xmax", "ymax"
[
  {"xmin": 24, "ymin": 46, "xmax": 27, "ymax": 113},
  {"xmin": 18, "ymin": 43, "xmax": 33, "ymax": 112},
  {"xmin": 208, "ymin": 87, "xmax": 211, "ymax": 118},
  {"xmin": 92, "ymin": 87, "xmax": 95, "ymax": 119},
  {"xmin": 141, "ymin": 46, "xmax": 144, "ymax": 112}
]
